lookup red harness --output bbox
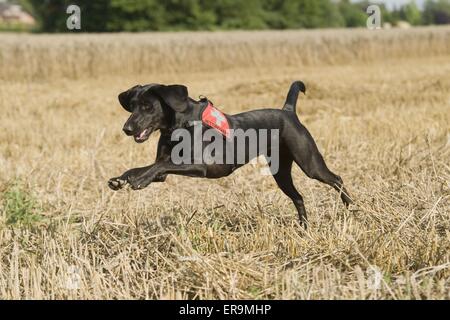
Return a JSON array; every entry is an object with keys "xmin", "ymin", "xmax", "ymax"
[{"xmin": 201, "ymin": 102, "xmax": 231, "ymax": 139}]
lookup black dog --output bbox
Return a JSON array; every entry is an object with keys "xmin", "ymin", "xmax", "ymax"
[{"xmin": 108, "ymin": 81, "xmax": 352, "ymax": 227}]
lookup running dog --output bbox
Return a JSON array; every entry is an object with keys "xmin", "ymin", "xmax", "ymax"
[{"xmin": 108, "ymin": 81, "xmax": 352, "ymax": 227}]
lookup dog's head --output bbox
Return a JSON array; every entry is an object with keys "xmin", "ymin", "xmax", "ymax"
[{"xmin": 118, "ymin": 84, "xmax": 189, "ymax": 143}]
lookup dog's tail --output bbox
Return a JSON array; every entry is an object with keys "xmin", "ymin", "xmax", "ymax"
[{"xmin": 282, "ymin": 81, "xmax": 306, "ymax": 113}]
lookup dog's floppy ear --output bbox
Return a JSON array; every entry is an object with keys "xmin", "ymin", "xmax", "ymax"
[
  {"xmin": 118, "ymin": 85, "xmax": 140, "ymax": 112},
  {"xmin": 150, "ymin": 84, "xmax": 189, "ymax": 113}
]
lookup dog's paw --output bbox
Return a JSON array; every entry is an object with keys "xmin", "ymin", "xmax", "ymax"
[
  {"xmin": 108, "ymin": 177, "xmax": 127, "ymax": 191},
  {"xmin": 127, "ymin": 176, "xmax": 151, "ymax": 190}
]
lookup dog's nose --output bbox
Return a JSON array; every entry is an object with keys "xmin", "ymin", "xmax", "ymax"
[{"xmin": 123, "ymin": 124, "xmax": 134, "ymax": 136}]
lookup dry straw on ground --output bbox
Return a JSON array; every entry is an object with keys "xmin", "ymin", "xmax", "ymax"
[{"xmin": 0, "ymin": 27, "xmax": 449, "ymax": 299}]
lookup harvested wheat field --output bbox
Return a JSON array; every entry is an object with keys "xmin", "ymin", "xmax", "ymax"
[{"xmin": 0, "ymin": 27, "xmax": 449, "ymax": 299}]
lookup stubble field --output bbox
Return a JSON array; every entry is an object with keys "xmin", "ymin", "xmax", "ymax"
[{"xmin": 0, "ymin": 27, "xmax": 449, "ymax": 299}]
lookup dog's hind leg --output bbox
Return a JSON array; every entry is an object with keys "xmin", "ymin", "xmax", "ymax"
[
  {"xmin": 284, "ymin": 123, "xmax": 352, "ymax": 207},
  {"xmin": 272, "ymin": 155, "xmax": 308, "ymax": 227},
  {"xmin": 305, "ymin": 161, "xmax": 353, "ymax": 208}
]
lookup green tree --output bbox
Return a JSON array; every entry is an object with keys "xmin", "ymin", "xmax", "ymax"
[
  {"xmin": 108, "ymin": 0, "xmax": 166, "ymax": 31},
  {"xmin": 260, "ymin": 0, "xmax": 284, "ymax": 28},
  {"xmin": 270, "ymin": 0, "xmax": 344, "ymax": 29},
  {"xmin": 319, "ymin": 0, "xmax": 345, "ymax": 28},
  {"xmin": 399, "ymin": 2, "xmax": 422, "ymax": 25},
  {"xmin": 296, "ymin": 0, "xmax": 344, "ymax": 28},
  {"xmin": 163, "ymin": 0, "xmax": 216, "ymax": 30},
  {"xmin": 78, "ymin": 0, "xmax": 111, "ymax": 32},
  {"xmin": 25, "ymin": 0, "xmax": 438, "ymax": 33},
  {"xmin": 338, "ymin": 0, "xmax": 367, "ymax": 27},
  {"xmin": 28, "ymin": 0, "xmax": 112, "ymax": 32},
  {"xmin": 423, "ymin": 0, "xmax": 450, "ymax": 24},
  {"xmin": 28, "ymin": 0, "xmax": 68, "ymax": 32},
  {"xmin": 18, "ymin": 0, "xmax": 35, "ymax": 16},
  {"xmin": 213, "ymin": 0, "xmax": 267, "ymax": 29}
]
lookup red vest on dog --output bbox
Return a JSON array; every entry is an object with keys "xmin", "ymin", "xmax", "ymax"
[{"xmin": 201, "ymin": 102, "xmax": 231, "ymax": 139}]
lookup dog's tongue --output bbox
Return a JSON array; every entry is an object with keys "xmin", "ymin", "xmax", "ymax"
[{"xmin": 138, "ymin": 129, "xmax": 148, "ymax": 139}]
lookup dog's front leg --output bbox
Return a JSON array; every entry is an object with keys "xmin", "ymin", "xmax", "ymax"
[
  {"xmin": 108, "ymin": 165, "xmax": 155, "ymax": 191},
  {"xmin": 127, "ymin": 163, "xmax": 208, "ymax": 190}
]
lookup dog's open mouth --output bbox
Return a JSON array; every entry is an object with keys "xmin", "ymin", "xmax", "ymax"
[{"xmin": 134, "ymin": 128, "xmax": 151, "ymax": 143}]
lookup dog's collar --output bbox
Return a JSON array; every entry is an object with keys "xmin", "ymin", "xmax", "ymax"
[{"xmin": 183, "ymin": 98, "xmax": 208, "ymax": 128}]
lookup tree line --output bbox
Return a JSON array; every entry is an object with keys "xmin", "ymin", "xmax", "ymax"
[{"xmin": 17, "ymin": 0, "xmax": 450, "ymax": 32}]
